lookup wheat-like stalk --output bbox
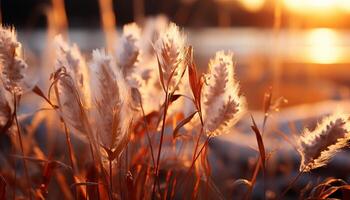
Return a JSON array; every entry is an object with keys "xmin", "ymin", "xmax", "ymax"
[
  {"xmin": 202, "ymin": 51, "xmax": 245, "ymax": 136},
  {"xmin": 54, "ymin": 35, "xmax": 91, "ymax": 108},
  {"xmin": 90, "ymin": 49, "xmax": 133, "ymax": 159},
  {"xmin": 154, "ymin": 22, "xmax": 187, "ymax": 92},
  {"xmin": 298, "ymin": 113, "xmax": 350, "ymax": 172},
  {"xmin": 0, "ymin": 27, "xmax": 29, "ymax": 94}
]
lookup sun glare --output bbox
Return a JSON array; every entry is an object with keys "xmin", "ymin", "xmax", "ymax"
[
  {"xmin": 306, "ymin": 28, "xmax": 343, "ymax": 64},
  {"xmin": 284, "ymin": 0, "xmax": 350, "ymax": 13},
  {"xmin": 338, "ymin": 0, "xmax": 350, "ymax": 13}
]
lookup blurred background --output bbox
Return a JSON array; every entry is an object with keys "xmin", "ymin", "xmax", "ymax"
[
  {"xmin": 3, "ymin": 0, "xmax": 350, "ymax": 28},
  {"xmin": 2, "ymin": 0, "xmax": 350, "ymax": 110}
]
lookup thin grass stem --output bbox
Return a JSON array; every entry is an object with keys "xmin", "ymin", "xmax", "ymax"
[
  {"xmin": 139, "ymin": 98, "xmax": 156, "ymax": 167},
  {"xmin": 62, "ymin": 121, "xmax": 78, "ymax": 200},
  {"xmin": 13, "ymin": 94, "xmax": 32, "ymax": 200},
  {"xmin": 152, "ymin": 91, "xmax": 169, "ymax": 198},
  {"xmin": 109, "ymin": 159, "xmax": 113, "ymax": 196}
]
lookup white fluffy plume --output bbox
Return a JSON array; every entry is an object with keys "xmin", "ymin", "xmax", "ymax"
[
  {"xmin": 298, "ymin": 113, "xmax": 350, "ymax": 172},
  {"xmin": 154, "ymin": 22, "xmax": 187, "ymax": 92},
  {"xmin": 90, "ymin": 49, "xmax": 133, "ymax": 156},
  {"xmin": 0, "ymin": 27, "xmax": 29, "ymax": 94},
  {"xmin": 116, "ymin": 23, "xmax": 141, "ymax": 81},
  {"xmin": 54, "ymin": 35, "xmax": 91, "ymax": 108},
  {"xmin": 202, "ymin": 51, "xmax": 246, "ymax": 136}
]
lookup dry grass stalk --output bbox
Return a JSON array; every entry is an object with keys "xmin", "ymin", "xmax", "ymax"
[
  {"xmin": 202, "ymin": 51, "xmax": 245, "ymax": 136},
  {"xmin": 0, "ymin": 26, "xmax": 33, "ymax": 199},
  {"xmin": 151, "ymin": 22, "xmax": 189, "ymax": 198},
  {"xmin": 298, "ymin": 113, "xmax": 350, "ymax": 172}
]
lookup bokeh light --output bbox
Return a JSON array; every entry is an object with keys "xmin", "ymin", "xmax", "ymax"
[
  {"xmin": 238, "ymin": 0, "xmax": 265, "ymax": 12},
  {"xmin": 283, "ymin": 0, "xmax": 350, "ymax": 13},
  {"xmin": 306, "ymin": 28, "xmax": 343, "ymax": 64}
]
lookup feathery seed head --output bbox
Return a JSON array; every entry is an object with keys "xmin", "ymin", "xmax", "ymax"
[
  {"xmin": 0, "ymin": 27, "xmax": 29, "ymax": 94},
  {"xmin": 155, "ymin": 22, "xmax": 187, "ymax": 92},
  {"xmin": 0, "ymin": 27, "xmax": 18, "ymax": 57},
  {"xmin": 91, "ymin": 49, "xmax": 114, "ymax": 72},
  {"xmin": 116, "ymin": 23, "xmax": 141, "ymax": 79},
  {"xmin": 91, "ymin": 49, "xmax": 133, "ymax": 157},
  {"xmin": 298, "ymin": 113, "xmax": 350, "ymax": 172},
  {"xmin": 54, "ymin": 35, "xmax": 91, "ymax": 107},
  {"xmin": 202, "ymin": 51, "xmax": 246, "ymax": 136},
  {"xmin": 55, "ymin": 72, "xmax": 87, "ymax": 135}
]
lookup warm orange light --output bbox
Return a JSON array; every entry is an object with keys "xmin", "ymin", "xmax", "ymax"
[
  {"xmin": 238, "ymin": 0, "xmax": 265, "ymax": 12},
  {"xmin": 283, "ymin": 0, "xmax": 350, "ymax": 13},
  {"xmin": 308, "ymin": 0, "xmax": 334, "ymax": 8},
  {"xmin": 338, "ymin": 0, "xmax": 350, "ymax": 13},
  {"xmin": 306, "ymin": 28, "xmax": 343, "ymax": 64}
]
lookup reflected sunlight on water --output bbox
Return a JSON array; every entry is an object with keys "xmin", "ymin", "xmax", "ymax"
[
  {"xmin": 283, "ymin": 0, "xmax": 350, "ymax": 13},
  {"xmin": 306, "ymin": 28, "xmax": 345, "ymax": 64},
  {"xmin": 189, "ymin": 28, "xmax": 350, "ymax": 65}
]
